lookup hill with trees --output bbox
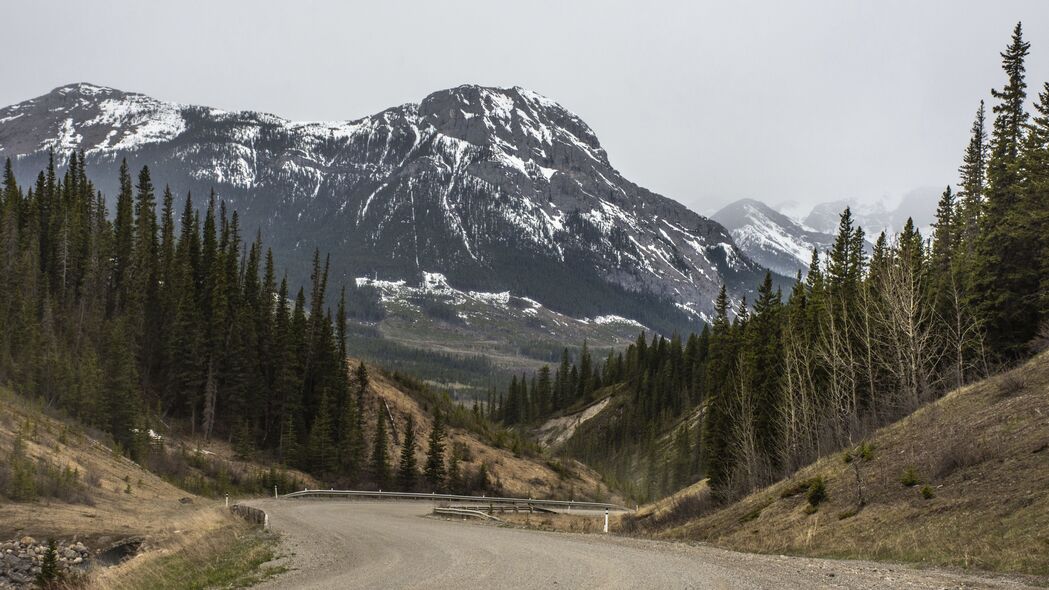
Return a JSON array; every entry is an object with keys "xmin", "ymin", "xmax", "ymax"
[{"xmin": 489, "ymin": 21, "xmax": 1049, "ymax": 508}]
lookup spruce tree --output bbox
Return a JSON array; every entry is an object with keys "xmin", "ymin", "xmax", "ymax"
[
  {"xmin": 973, "ymin": 22, "xmax": 1038, "ymax": 356},
  {"xmin": 371, "ymin": 409, "xmax": 390, "ymax": 488},
  {"xmin": 424, "ymin": 409, "xmax": 447, "ymax": 491},
  {"xmin": 1023, "ymin": 81, "xmax": 1049, "ymax": 320},
  {"xmin": 396, "ymin": 415, "xmax": 418, "ymax": 491},
  {"xmin": 957, "ymin": 101, "xmax": 988, "ymax": 248}
]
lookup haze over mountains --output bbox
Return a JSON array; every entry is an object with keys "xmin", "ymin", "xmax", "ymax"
[{"xmin": 714, "ymin": 189, "xmax": 941, "ymax": 277}]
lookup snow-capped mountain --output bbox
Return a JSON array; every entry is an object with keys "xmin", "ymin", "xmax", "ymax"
[
  {"xmin": 712, "ymin": 199, "xmax": 834, "ymax": 277},
  {"xmin": 0, "ymin": 82, "xmax": 770, "ymax": 335},
  {"xmin": 797, "ymin": 187, "xmax": 941, "ymax": 239}
]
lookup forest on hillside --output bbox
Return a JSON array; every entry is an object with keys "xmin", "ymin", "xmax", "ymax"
[
  {"xmin": 491, "ymin": 23, "xmax": 1049, "ymax": 502},
  {"xmin": 0, "ymin": 151, "xmax": 518, "ymax": 497},
  {"xmin": 1, "ymin": 23, "xmax": 1047, "ymax": 507}
]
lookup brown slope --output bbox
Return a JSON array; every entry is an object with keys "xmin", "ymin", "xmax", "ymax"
[{"xmin": 655, "ymin": 351, "xmax": 1049, "ymax": 576}]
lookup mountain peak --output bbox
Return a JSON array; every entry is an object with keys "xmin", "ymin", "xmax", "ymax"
[
  {"xmin": 50, "ymin": 82, "xmax": 124, "ymax": 97},
  {"xmin": 418, "ymin": 84, "xmax": 607, "ymax": 167}
]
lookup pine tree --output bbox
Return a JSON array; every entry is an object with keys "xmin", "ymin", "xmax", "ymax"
[
  {"xmin": 424, "ymin": 409, "xmax": 447, "ymax": 491},
  {"xmin": 307, "ymin": 388, "xmax": 335, "ymax": 473},
  {"xmin": 1023, "ymin": 81, "xmax": 1049, "ymax": 321},
  {"xmin": 701, "ymin": 285, "xmax": 734, "ymax": 493},
  {"xmin": 957, "ymin": 101, "xmax": 988, "ymax": 249},
  {"xmin": 397, "ymin": 415, "xmax": 418, "ymax": 491},
  {"xmin": 371, "ymin": 409, "xmax": 390, "ymax": 488},
  {"xmin": 111, "ymin": 160, "xmax": 134, "ymax": 314},
  {"xmin": 973, "ymin": 22, "xmax": 1038, "ymax": 356}
]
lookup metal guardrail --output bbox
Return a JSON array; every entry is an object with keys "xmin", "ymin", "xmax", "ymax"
[
  {"xmin": 280, "ymin": 489, "xmax": 629, "ymax": 511},
  {"xmin": 433, "ymin": 507, "xmax": 503, "ymax": 522}
]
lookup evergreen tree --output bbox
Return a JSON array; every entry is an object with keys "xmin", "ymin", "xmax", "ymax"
[
  {"xmin": 424, "ymin": 409, "xmax": 447, "ymax": 491},
  {"xmin": 957, "ymin": 101, "xmax": 988, "ymax": 248},
  {"xmin": 397, "ymin": 415, "xmax": 418, "ymax": 491},
  {"xmin": 371, "ymin": 409, "xmax": 390, "ymax": 488},
  {"xmin": 973, "ymin": 22, "xmax": 1039, "ymax": 356}
]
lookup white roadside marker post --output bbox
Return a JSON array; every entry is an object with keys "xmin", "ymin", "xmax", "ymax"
[
  {"xmin": 225, "ymin": 493, "xmax": 229, "ymax": 508},
  {"xmin": 274, "ymin": 485, "xmax": 278, "ymax": 499},
  {"xmin": 604, "ymin": 508, "xmax": 609, "ymax": 533}
]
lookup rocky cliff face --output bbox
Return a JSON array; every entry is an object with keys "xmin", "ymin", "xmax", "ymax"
[
  {"xmin": 1, "ymin": 83, "xmax": 769, "ymax": 333},
  {"xmin": 713, "ymin": 198, "xmax": 835, "ymax": 277}
]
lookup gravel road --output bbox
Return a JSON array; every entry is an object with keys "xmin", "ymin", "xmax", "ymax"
[{"xmin": 248, "ymin": 500, "xmax": 1036, "ymax": 589}]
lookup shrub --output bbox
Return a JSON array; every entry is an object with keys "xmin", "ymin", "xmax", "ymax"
[
  {"xmin": 900, "ymin": 467, "xmax": 920, "ymax": 487},
  {"xmin": 933, "ymin": 439, "xmax": 992, "ymax": 480},
  {"xmin": 780, "ymin": 478, "xmax": 815, "ymax": 498},
  {"xmin": 806, "ymin": 477, "xmax": 827, "ymax": 507},
  {"xmin": 996, "ymin": 372, "xmax": 1027, "ymax": 399},
  {"xmin": 857, "ymin": 442, "xmax": 875, "ymax": 461},
  {"xmin": 920, "ymin": 485, "xmax": 935, "ymax": 499}
]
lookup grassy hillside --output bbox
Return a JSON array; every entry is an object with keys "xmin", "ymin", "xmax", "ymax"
[
  {"xmin": 633, "ymin": 351, "xmax": 1049, "ymax": 576},
  {"xmin": 367, "ymin": 365, "xmax": 617, "ymax": 502},
  {"xmin": 0, "ymin": 387, "xmax": 295, "ymax": 588},
  {"xmin": 548, "ymin": 384, "xmax": 704, "ymax": 502}
]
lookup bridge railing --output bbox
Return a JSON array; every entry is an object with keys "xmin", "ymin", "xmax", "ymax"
[{"xmin": 279, "ymin": 489, "xmax": 628, "ymax": 511}]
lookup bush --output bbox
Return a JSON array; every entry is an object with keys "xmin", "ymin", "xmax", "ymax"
[
  {"xmin": 920, "ymin": 485, "xmax": 935, "ymax": 499},
  {"xmin": 806, "ymin": 477, "xmax": 827, "ymax": 507},
  {"xmin": 996, "ymin": 372, "xmax": 1027, "ymax": 399},
  {"xmin": 900, "ymin": 467, "xmax": 920, "ymax": 487},
  {"xmin": 933, "ymin": 439, "xmax": 992, "ymax": 480},
  {"xmin": 0, "ymin": 435, "xmax": 93, "ymax": 504},
  {"xmin": 779, "ymin": 479, "xmax": 811, "ymax": 498}
]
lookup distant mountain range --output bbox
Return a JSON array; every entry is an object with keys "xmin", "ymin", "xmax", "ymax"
[
  {"xmin": 0, "ymin": 83, "xmax": 941, "ymax": 386},
  {"xmin": 0, "ymin": 82, "xmax": 777, "ymax": 384},
  {"xmin": 712, "ymin": 199, "xmax": 835, "ymax": 277},
  {"xmin": 716, "ymin": 189, "xmax": 941, "ymax": 277}
]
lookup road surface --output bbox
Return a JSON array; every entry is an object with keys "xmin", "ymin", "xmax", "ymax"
[{"xmin": 248, "ymin": 500, "xmax": 1035, "ymax": 589}]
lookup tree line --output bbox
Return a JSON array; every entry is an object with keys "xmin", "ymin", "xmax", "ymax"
[{"xmin": 496, "ymin": 22, "xmax": 1049, "ymax": 502}]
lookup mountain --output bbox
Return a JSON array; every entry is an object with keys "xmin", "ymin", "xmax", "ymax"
[
  {"xmin": 0, "ymin": 83, "xmax": 770, "ymax": 346},
  {"xmin": 798, "ymin": 187, "xmax": 941, "ymax": 238},
  {"xmin": 712, "ymin": 199, "xmax": 835, "ymax": 276}
]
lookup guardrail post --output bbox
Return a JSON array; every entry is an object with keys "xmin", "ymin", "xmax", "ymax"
[
  {"xmin": 225, "ymin": 493, "xmax": 229, "ymax": 508},
  {"xmin": 604, "ymin": 508, "xmax": 609, "ymax": 533},
  {"xmin": 274, "ymin": 485, "xmax": 278, "ymax": 499},
  {"xmin": 264, "ymin": 513, "xmax": 270, "ymax": 530}
]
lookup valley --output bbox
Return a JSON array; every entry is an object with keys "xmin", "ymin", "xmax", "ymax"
[{"xmin": 2, "ymin": 6, "xmax": 1049, "ymax": 590}]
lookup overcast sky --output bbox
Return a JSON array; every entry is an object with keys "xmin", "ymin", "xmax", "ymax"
[{"xmin": 3, "ymin": 0, "xmax": 1048, "ymax": 214}]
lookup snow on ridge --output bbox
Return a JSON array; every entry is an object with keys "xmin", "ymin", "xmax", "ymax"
[
  {"xmin": 85, "ymin": 95, "xmax": 188, "ymax": 153},
  {"xmin": 592, "ymin": 314, "xmax": 645, "ymax": 329}
]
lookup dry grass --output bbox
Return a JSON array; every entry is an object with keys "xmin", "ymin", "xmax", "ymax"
[
  {"xmin": 365, "ymin": 365, "xmax": 618, "ymax": 502},
  {"xmin": 501, "ymin": 511, "xmax": 622, "ymax": 534},
  {"xmin": 0, "ymin": 388, "xmax": 284, "ymax": 588},
  {"xmin": 0, "ymin": 389, "xmax": 202, "ymax": 544},
  {"xmin": 90, "ymin": 508, "xmax": 283, "ymax": 590},
  {"xmin": 655, "ymin": 351, "xmax": 1049, "ymax": 577}
]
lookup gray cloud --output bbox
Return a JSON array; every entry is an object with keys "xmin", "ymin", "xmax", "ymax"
[{"xmin": 2, "ymin": 0, "xmax": 1047, "ymax": 214}]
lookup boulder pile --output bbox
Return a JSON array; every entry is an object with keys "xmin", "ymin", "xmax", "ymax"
[{"xmin": 0, "ymin": 536, "xmax": 90, "ymax": 588}]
